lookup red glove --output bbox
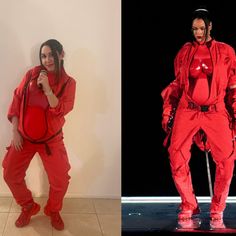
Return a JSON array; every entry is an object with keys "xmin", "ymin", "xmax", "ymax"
[{"xmin": 162, "ymin": 115, "xmax": 172, "ymax": 133}]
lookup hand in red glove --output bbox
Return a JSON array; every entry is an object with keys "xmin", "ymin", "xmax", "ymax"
[{"xmin": 162, "ymin": 115, "xmax": 172, "ymax": 133}]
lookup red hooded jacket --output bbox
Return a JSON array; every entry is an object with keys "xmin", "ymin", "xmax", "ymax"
[{"xmin": 7, "ymin": 65, "xmax": 76, "ymax": 142}]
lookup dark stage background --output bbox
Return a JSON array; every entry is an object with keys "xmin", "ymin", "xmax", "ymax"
[{"xmin": 122, "ymin": 0, "xmax": 236, "ymax": 197}]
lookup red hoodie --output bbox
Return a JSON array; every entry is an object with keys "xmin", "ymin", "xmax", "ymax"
[{"xmin": 7, "ymin": 65, "xmax": 76, "ymax": 142}]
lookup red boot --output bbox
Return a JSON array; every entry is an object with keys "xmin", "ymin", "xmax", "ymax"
[
  {"xmin": 177, "ymin": 206, "xmax": 201, "ymax": 229},
  {"xmin": 44, "ymin": 206, "xmax": 64, "ymax": 230},
  {"xmin": 210, "ymin": 212, "xmax": 225, "ymax": 230},
  {"xmin": 15, "ymin": 202, "xmax": 40, "ymax": 227},
  {"xmin": 178, "ymin": 206, "xmax": 201, "ymax": 220}
]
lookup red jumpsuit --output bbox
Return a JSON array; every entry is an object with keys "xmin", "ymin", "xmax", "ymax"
[
  {"xmin": 161, "ymin": 40, "xmax": 236, "ymax": 213},
  {"xmin": 2, "ymin": 65, "xmax": 76, "ymax": 212}
]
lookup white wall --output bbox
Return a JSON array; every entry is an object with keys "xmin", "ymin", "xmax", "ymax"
[{"xmin": 0, "ymin": 0, "xmax": 121, "ymax": 198}]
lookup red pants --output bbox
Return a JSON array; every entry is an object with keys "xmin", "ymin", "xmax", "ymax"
[
  {"xmin": 169, "ymin": 99, "xmax": 235, "ymax": 213},
  {"xmin": 2, "ymin": 137, "xmax": 71, "ymax": 212}
]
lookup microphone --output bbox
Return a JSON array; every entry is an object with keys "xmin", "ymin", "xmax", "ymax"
[{"xmin": 37, "ymin": 69, "xmax": 47, "ymax": 89}]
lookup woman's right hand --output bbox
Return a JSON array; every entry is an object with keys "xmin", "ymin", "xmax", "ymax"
[
  {"xmin": 12, "ymin": 129, "xmax": 23, "ymax": 151},
  {"xmin": 162, "ymin": 115, "xmax": 171, "ymax": 133}
]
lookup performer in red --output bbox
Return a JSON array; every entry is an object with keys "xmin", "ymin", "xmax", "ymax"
[
  {"xmin": 2, "ymin": 39, "xmax": 76, "ymax": 230},
  {"xmin": 161, "ymin": 8, "xmax": 236, "ymax": 229}
]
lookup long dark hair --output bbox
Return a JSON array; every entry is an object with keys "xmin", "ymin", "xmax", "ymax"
[
  {"xmin": 191, "ymin": 7, "xmax": 212, "ymax": 42},
  {"xmin": 39, "ymin": 39, "xmax": 64, "ymax": 82}
]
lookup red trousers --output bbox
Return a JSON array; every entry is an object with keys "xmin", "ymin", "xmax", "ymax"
[
  {"xmin": 2, "ymin": 137, "xmax": 71, "ymax": 212},
  {"xmin": 169, "ymin": 98, "xmax": 235, "ymax": 213}
]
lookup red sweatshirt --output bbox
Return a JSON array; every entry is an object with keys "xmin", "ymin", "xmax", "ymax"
[{"xmin": 7, "ymin": 65, "xmax": 76, "ymax": 142}]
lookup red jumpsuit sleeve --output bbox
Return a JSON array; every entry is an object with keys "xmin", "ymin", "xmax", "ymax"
[
  {"xmin": 227, "ymin": 46, "xmax": 236, "ymax": 88},
  {"xmin": 226, "ymin": 46, "xmax": 236, "ymax": 118},
  {"xmin": 161, "ymin": 48, "xmax": 184, "ymax": 117},
  {"xmin": 7, "ymin": 70, "xmax": 31, "ymax": 122},
  {"xmin": 48, "ymin": 78, "xmax": 76, "ymax": 117}
]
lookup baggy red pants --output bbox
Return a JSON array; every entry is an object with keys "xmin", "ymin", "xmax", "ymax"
[
  {"xmin": 2, "ymin": 137, "xmax": 71, "ymax": 212},
  {"xmin": 168, "ymin": 98, "xmax": 235, "ymax": 213}
]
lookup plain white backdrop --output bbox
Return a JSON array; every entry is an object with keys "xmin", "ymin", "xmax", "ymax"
[{"xmin": 0, "ymin": 0, "xmax": 121, "ymax": 198}]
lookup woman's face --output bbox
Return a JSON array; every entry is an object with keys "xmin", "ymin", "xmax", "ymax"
[
  {"xmin": 192, "ymin": 18, "xmax": 212, "ymax": 44},
  {"xmin": 40, "ymin": 45, "xmax": 63, "ymax": 72}
]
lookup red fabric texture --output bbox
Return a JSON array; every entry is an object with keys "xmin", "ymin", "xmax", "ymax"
[
  {"xmin": 22, "ymin": 71, "xmax": 48, "ymax": 140},
  {"xmin": 188, "ymin": 44, "xmax": 213, "ymax": 104},
  {"xmin": 24, "ymin": 106, "xmax": 47, "ymax": 140}
]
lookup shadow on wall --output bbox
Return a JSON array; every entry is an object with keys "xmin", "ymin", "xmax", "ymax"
[
  {"xmin": 0, "ymin": 21, "xmax": 28, "ymax": 196},
  {"xmin": 0, "ymin": 21, "xmax": 26, "ymax": 159},
  {"xmin": 64, "ymin": 48, "xmax": 109, "ymax": 196},
  {"xmin": 0, "ymin": 0, "xmax": 57, "ymax": 197}
]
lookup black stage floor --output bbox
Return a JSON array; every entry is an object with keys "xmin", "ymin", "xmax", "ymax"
[{"xmin": 122, "ymin": 202, "xmax": 236, "ymax": 235}]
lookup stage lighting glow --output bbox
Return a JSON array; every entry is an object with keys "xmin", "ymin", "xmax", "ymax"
[{"xmin": 122, "ymin": 196, "xmax": 236, "ymax": 203}]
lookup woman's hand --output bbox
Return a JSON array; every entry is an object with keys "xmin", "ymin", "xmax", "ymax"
[
  {"xmin": 162, "ymin": 115, "xmax": 171, "ymax": 133},
  {"xmin": 12, "ymin": 129, "xmax": 23, "ymax": 151},
  {"xmin": 37, "ymin": 70, "xmax": 51, "ymax": 93}
]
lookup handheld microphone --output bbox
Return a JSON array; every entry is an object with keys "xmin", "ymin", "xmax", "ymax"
[{"xmin": 38, "ymin": 69, "xmax": 47, "ymax": 89}]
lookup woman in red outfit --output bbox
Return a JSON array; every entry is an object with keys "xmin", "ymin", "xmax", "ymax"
[
  {"xmin": 2, "ymin": 39, "xmax": 76, "ymax": 230},
  {"xmin": 161, "ymin": 8, "xmax": 236, "ymax": 229}
]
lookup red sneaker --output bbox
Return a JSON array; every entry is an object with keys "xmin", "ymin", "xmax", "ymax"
[
  {"xmin": 15, "ymin": 202, "xmax": 40, "ymax": 227},
  {"xmin": 44, "ymin": 206, "xmax": 64, "ymax": 230}
]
